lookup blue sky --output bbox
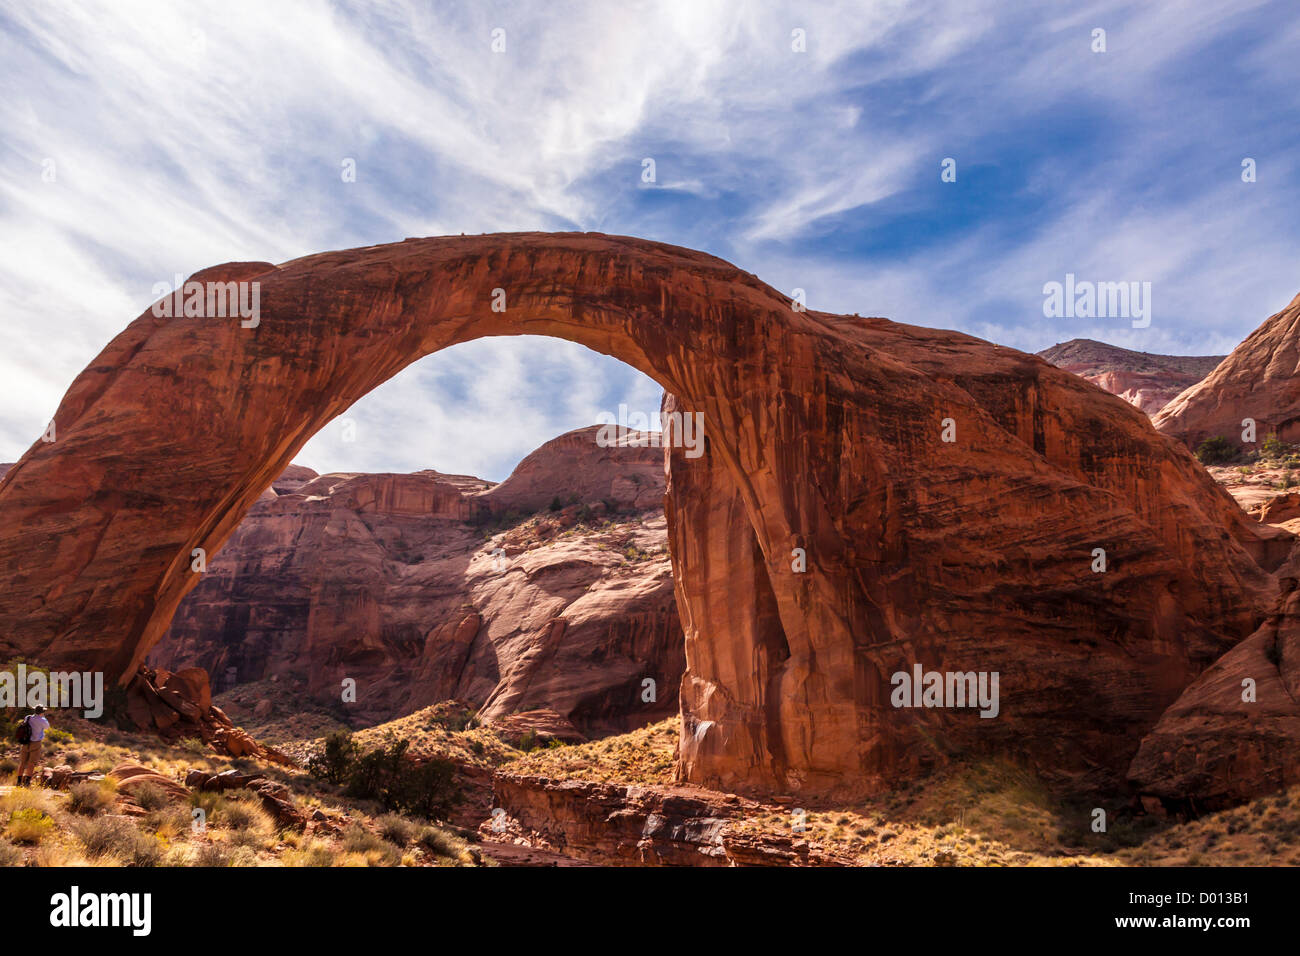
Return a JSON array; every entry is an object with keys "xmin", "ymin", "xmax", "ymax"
[{"xmin": 2, "ymin": 0, "xmax": 1298, "ymax": 480}]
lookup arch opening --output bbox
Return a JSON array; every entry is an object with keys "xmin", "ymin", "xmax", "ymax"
[{"xmin": 149, "ymin": 336, "xmax": 689, "ymax": 741}]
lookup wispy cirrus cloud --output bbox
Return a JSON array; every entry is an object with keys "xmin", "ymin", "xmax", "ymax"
[{"xmin": 2, "ymin": 0, "xmax": 1298, "ymax": 478}]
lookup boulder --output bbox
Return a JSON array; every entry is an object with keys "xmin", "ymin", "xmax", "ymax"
[{"xmin": 108, "ymin": 763, "xmax": 189, "ymax": 802}]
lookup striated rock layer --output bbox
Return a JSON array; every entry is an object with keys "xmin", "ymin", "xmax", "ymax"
[
  {"xmin": 1155, "ymin": 292, "xmax": 1300, "ymax": 448},
  {"xmin": 0, "ymin": 233, "xmax": 1282, "ymax": 798},
  {"xmin": 1037, "ymin": 339, "xmax": 1224, "ymax": 416},
  {"xmin": 1129, "ymin": 534, "xmax": 1300, "ymax": 811},
  {"xmin": 149, "ymin": 429, "xmax": 683, "ymax": 735}
]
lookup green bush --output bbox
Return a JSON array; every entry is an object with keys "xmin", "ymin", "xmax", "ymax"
[
  {"xmin": 1263, "ymin": 434, "xmax": 1289, "ymax": 459},
  {"xmin": 1195, "ymin": 436, "xmax": 1237, "ymax": 465},
  {"xmin": 309, "ymin": 733, "xmax": 461, "ymax": 820},
  {"xmin": 306, "ymin": 731, "xmax": 360, "ymax": 785}
]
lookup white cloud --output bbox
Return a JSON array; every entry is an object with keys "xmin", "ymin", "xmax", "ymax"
[{"xmin": 0, "ymin": 0, "xmax": 1296, "ymax": 471}]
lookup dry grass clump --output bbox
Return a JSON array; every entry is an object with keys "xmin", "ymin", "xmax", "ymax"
[
  {"xmin": 508, "ymin": 717, "xmax": 678, "ymax": 785},
  {"xmin": 376, "ymin": 813, "xmax": 421, "ymax": 847},
  {"xmin": 72, "ymin": 815, "xmax": 164, "ymax": 866},
  {"xmin": 68, "ymin": 778, "xmax": 118, "ymax": 815},
  {"xmin": 2, "ymin": 787, "xmax": 61, "ymax": 845},
  {"xmin": 339, "ymin": 825, "xmax": 403, "ymax": 866}
]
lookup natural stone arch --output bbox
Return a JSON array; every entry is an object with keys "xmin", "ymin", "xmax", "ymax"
[{"xmin": 0, "ymin": 232, "xmax": 1279, "ymax": 796}]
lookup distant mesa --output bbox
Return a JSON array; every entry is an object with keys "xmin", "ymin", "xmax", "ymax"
[{"xmin": 1036, "ymin": 338, "xmax": 1224, "ymax": 416}]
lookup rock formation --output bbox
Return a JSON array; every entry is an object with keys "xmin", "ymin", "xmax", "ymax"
[
  {"xmin": 0, "ymin": 233, "xmax": 1283, "ymax": 800},
  {"xmin": 123, "ymin": 665, "xmax": 294, "ymax": 764},
  {"xmin": 149, "ymin": 429, "xmax": 684, "ymax": 735},
  {"xmin": 1129, "ymin": 537, "xmax": 1300, "ymax": 810},
  {"xmin": 1155, "ymin": 292, "xmax": 1300, "ymax": 448},
  {"xmin": 1037, "ymin": 339, "xmax": 1224, "ymax": 416}
]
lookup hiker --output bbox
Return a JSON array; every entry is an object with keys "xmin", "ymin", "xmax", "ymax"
[{"xmin": 14, "ymin": 706, "xmax": 49, "ymax": 787}]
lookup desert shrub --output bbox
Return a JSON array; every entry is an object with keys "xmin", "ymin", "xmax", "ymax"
[
  {"xmin": 6, "ymin": 808, "xmax": 54, "ymax": 845},
  {"xmin": 146, "ymin": 805, "xmax": 193, "ymax": 841},
  {"xmin": 306, "ymin": 731, "xmax": 360, "ymax": 785},
  {"xmin": 1263, "ymin": 434, "xmax": 1289, "ymax": 459},
  {"xmin": 189, "ymin": 789, "xmax": 225, "ymax": 820},
  {"xmin": 221, "ymin": 794, "xmax": 272, "ymax": 832},
  {"xmin": 69, "ymin": 779, "xmax": 117, "ymax": 815},
  {"xmin": 73, "ymin": 816, "xmax": 163, "ymax": 866},
  {"xmin": 0, "ymin": 758, "xmax": 15, "ymax": 776},
  {"xmin": 283, "ymin": 839, "xmax": 336, "ymax": 867},
  {"xmin": 193, "ymin": 842, "xmax": 235, "ymax": 867},
  {"xmin": 179, "ymin": 737, "xmax": 208, "ymax": 755},
  {"xmin": 418, "ymin": 824, "xmax": 466, "ymax": 859},
  {"xmin": 131, "ymin": 782, "xmax": 171, "ymax": 812},
  {"xmin": 0, "ymin": 839, "xmax": 22, "ymax": 866},
  {"xmin": 340, "ymin": 825, "xmax": 402, "ymax": 866},
  {"xmin": 342, "ymin": 738, "xmax": 460, "ymax": 820},
  {"xmin": 221, "ymin": 795, "xmax": 274, "ymax": 848},
  {"xmin": 1195, "ymin": 436, "xmax": 1237, "ymax": 465},
  {"xmin": 1, "ymin": 786, "xmax": 58, "ymax": 815},
  {"xmin": 377, "ymin": 813, "xmax": 420, "ymax": 847}
]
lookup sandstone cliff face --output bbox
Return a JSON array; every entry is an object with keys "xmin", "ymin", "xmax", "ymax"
[
  {"xmin": 475, "ymin": 425, "xmax": 664, "ymax": 514},
  {"xmin": 1037, "ymin": 339, "xmax": 1224, "ymax": 416},
  {"xmin": 0, "ymin": 233, "xmax": 1281, "ymax": 800},
  {"xmin": 149, "ymin": 429, "xmax": 683, "ymax": 735},
  {"xmin": 490, "ymin": 773, "xmax": 844, "ymax": 866},
  {"xmin": 1130, "ymin": 536, "xmax": 1300, "ymax": 810},
  {"xmin": 1155, "ymin": 292, "xmax": 1300, "ymax": 447}
]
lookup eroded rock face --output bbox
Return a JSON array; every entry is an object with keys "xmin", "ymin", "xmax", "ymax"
[
  {"xmin": 1037, "ymin": 339, "xmax": 1224, "ymax": 416},
  {"xmin": 149, "ymin": 430, "xmax": 683, "ymax": 735},
  {"xmin": 1129, "ymin": 539, "xmax": 1300, "ymax": 810},
  {"xmin": 122, "ymin": 665, "xmax": 292, "ymax": 765},
  {"xmin": 0, "ymin": 233, "xmax": 1280, "ymax": 798},
  {"xmin": 489, "ymin": 773, "xmax": 845, "ymax": 866},
  {"xmin": 476, "ymin": 425, "xmax": 664, "ymax": 515},
  {"xmin": 1155, "ymin": 292, "xmax": 1300, "ymax": 448}
]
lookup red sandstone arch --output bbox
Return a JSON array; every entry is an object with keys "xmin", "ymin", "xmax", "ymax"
[{"xmin": 0, "ymin": 232, "xmax": 1281, "ymax": 796}]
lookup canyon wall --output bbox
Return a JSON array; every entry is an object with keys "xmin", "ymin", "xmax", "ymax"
[{"xmin": 150, "ymin": 428, "xmax": 682, "ymax": 735}]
